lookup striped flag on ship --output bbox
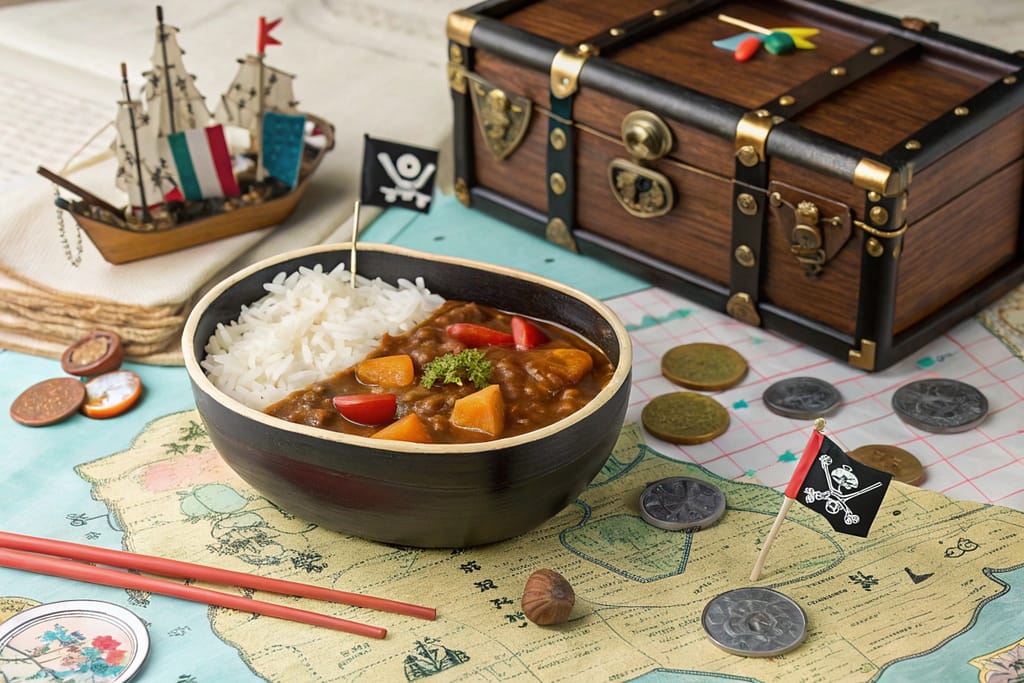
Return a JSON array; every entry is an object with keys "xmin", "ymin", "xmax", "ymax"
[{"xmin": 167, "ymin": 125, "xmax": 240, "ymax": 200}]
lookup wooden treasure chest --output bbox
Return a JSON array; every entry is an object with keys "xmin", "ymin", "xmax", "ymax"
[{"xmin": 445, "ymin": 0, "xmax": 1024, "ymax": 370}]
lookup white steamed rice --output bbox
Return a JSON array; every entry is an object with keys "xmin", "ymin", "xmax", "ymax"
[{"xmin": 202, "ymin": 262, "xmax": 444, "ymax": 408}]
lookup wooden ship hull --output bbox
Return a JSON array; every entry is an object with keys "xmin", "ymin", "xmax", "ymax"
[{"xmin": 59, "ymin": 113, "xmax": 334, "ymax": 265}]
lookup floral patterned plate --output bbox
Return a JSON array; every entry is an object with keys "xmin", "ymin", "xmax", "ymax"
[{"xmin": 0, "ymin": 600, "xmax": 149, "ymax": 682}]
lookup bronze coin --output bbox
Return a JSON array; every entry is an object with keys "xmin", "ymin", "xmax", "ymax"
[
  {"xmin": 849, "ymin": 444, "xmax": 925, "ymax": 486},
  {"xmin": 661, "ymin": 343, "xmax": 748, "ymax": 391},
  {"xmin": 10, "ymin": 377, "xmax": 86, "ymax": 427},
  {"xmin": 61, "ymin": 330, "xmax": 124, "ymax": 377},
  {"xmin": 642, "ymin": 392, "xmax": 730, "ymax": 445}
]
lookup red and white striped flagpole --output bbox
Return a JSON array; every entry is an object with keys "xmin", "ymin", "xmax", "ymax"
[{"xmin": 750, "ymin": 418, "xmax": 826, "ymax": 581}]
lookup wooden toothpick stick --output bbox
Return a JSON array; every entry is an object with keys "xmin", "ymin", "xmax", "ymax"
[
  {"xmin": 718, "ymin": 13, "xmax": 771, "ymax": 35},
  {"xmin": 750, "ymin": 418, "xmax": 827, "ymax": 581},
  {"xmin": 750, "ymin": 497, "xmax": 794, "ymax": 581},
  {"xmin": 350, "ymin": 199, "xmax": 361, "ymax": 288}
]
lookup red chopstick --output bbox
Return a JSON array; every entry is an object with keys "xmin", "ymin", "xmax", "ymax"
[
  {"xmin": 0, "ymin": 530, "xmax": 435, "ymax": 621},
  {"xmin": 0, "ymin": 548, "xmax": 386, "ymax": 638},
  {"xmin": 0, "ymin": 530, "xmax": 433, "ymax": 620}
]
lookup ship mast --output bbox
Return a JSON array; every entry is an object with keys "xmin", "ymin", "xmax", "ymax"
[
  {"xmin": 156, "ymin": 5, "xmax": 176, "ymax": 134},
  {"xmin": 121, "ymin": 62, "xmax": 151, "ymax": 223},
  {"xmin": 256, "ymin": 49, "xmax": 266, "ymax": 181},
  {"xmin": 254, "ymin": 16, "xmax": 281, "ymax": 182}
]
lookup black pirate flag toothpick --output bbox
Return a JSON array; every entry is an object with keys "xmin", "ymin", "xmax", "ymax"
[
  {"xmin": 346, "ymin": 135, "xmax": 440, "ymax": 287},
  {"xmin": 360, "ymin": 135, "xmax": 439, "ymax": 212},
  {"xmin": 789, "ymin": 432, "xmax": 891, "ymax": 537},
  {"xmin": 750, "ymin": 419, "xmax": 893, "ymax": 580}
]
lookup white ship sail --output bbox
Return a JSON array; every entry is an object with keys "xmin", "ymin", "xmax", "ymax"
[
  {"xmin": 214, "ymin": 55, "xmax": 299, "ymax": 140},
  {"xmin": 114, "ymin": 99, "xmax": 175, "ymax": 210},
  {"xmin": 142, "ymin": 22, "xmax": 212, "ymax": 136}
]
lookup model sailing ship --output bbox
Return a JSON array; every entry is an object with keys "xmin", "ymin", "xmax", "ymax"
[{"xmin": 40, "ymin": 8, "xmax": 334, "ymax": 264}]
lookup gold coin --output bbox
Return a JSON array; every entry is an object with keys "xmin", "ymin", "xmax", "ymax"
[
  {"xmin": 642, "ymin": 392, "xmax": 730, "ymax": 445},
  {"xmin": 661, "ymin": 343, "xmax": 747, "ymax": 391},
  {"xmin": 849, "ymin": 444, "xmax": 925, "ymax": 486}
]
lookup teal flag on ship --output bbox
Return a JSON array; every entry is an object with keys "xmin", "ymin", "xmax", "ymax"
[{"xmin": 262, "ymin": 111, "xmax": 307, "ymax": 188}]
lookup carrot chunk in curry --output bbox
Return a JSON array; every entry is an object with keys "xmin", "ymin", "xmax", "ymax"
[
  {"xmin": 264, "ymin": 301, "xmax": 614, "ymax": 443},
  {"xmin": 355, "ymin": 354, "xmax": 415, "ymax": 387}
]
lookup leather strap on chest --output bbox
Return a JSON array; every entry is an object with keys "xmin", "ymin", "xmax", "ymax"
[{"xmin": 727, "ymin": 110, "xmax": 778, "ymax": 326}]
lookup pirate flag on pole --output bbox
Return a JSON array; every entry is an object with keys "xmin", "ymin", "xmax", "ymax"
[
  {"xmin": 360, "ymin": 135, "xmax": 439, "ymax": 212},
  {"xmin": 750, "ymin": 419, "xmax": 892, "ymax": 580},
  {"xmin": 786, "ymin": 429, "xmax": 892, "ymax": 537}
]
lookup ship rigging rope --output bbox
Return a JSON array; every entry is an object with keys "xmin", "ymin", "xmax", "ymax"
[{"xmin": 53, "ymin": 121, "xmax": 116, "ymax": 267}]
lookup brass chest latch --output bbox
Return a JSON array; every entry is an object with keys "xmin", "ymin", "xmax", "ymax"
[
  {"xmin": 769, "ymin": 181, "xmax": 852, "ymax": 278},
  {"xmin": 608, "ymin": 110, "xmax": 675, "ymax": 218}
]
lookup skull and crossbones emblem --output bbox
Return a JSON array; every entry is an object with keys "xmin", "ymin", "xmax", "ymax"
[
  {"xmin": 802, "ymin": 453, "xmax": 884, "ymax": 526},
  {"xmin": 377, "ymin": 152, "xmax": 436, "ymax": 210}
]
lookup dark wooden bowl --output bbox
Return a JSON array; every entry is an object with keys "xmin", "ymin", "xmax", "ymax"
[{"xmin": 182, "ymin": 244, "xmax": 632, "ymax": 547}]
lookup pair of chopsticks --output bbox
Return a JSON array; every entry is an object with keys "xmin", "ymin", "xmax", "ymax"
[{"xmin": 0, "ymin": 530, "xmax": 435, "ymax": 638}]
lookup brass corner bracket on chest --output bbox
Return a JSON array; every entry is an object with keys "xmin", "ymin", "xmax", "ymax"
[
  {"xmin": 853, "ymin": 158, "xmax": 910, "ymax": 197},
  {"xmin": 446, "ymin": 11, "xmax": 477, "ymax": 46},
  {"xmin": 445, "ymin": 11, "xmax": 477, "ymax": 96},
  {"xmin": 848, "ymin": 339, "xmax": 877, "ymax": 371}
]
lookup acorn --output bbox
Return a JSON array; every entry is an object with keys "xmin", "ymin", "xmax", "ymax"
[{"xmin": 521, "ymin": 568, "xmax": 575, "ymax": 625}]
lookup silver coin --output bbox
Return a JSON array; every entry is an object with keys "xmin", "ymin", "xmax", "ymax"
[
  {"xmin": 639, "ymin": 476, "xmax": 726, "ymax": 531},
  {"xmin": 762, "ymin": 377, "xmax": 841, "ymax": 419},
  {"xmin": 702, "ymin": 587, "xmax": 807, "ymax": 657},
  {"xmin": 891, "ymin": 378, "xmax": 988, "ymax": 434}
]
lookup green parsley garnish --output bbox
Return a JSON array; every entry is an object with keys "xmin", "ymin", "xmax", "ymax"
[{"xmin": 421, "ymin": 348, "xmax": 492, "ymax": 389}]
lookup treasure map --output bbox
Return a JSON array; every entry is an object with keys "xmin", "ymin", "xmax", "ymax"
[{"xmin": 72, "ymin": 411, "xmax": 1024, "ymax": 682}]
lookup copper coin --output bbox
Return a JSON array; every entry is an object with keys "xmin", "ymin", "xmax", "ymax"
[
  {"xmin": 661, "ymin": 343, "xmax": 747, "ymax": 391},
  {"xmin": 61, "ymin": 330, "xmax": 123, "ymax": 377},
  {"xmin": 10, "ymin": 377, "xmax": 86, "ymax": 427},
  {"xmin": 642, "ymin": 392, "xmax": 730, "ymax": 445},
  {"xmin": 849, "ymin": 444, "xmax": 925, "ymax": 486}
]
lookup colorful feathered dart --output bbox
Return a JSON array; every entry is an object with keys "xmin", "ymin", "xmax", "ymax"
[{"xmin": 713, "ymin": 14, "xmax": 819, "ymax": 61}]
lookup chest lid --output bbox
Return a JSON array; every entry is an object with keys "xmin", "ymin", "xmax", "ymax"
[{"xmin": 453, "ymin": 0, "xmax": 1024, "ymax": 191}]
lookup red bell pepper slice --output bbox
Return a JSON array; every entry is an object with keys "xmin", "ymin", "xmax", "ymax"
[
  {"xmin": 511, "ymin": 315, "xmax": 548, "ymax": 350},
  {"xmin": 446, "ymin": 323, "xmax": 514, "ymax": 348},
  {"xmin": 332, "ymin": 393, "xmax": 397, "ymax": 425}
]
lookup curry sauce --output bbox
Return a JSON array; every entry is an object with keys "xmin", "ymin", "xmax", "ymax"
[{"xmin": 264, "ymin": 301, "xmax": 614, "ymax": 443}]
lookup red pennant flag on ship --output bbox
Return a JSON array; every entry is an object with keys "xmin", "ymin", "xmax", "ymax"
[
  {"xmin": 750, "ymin": 419, "xmax": 892, "ymax": 580},
  {"xmin": 258, "ymin": 16, "xmax": 282, "ymax": 54}
]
